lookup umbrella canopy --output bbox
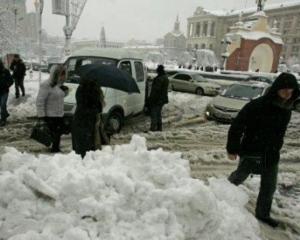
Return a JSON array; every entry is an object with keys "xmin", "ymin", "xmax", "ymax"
[{"xmin": 78, "ymin": 64, "xmax": 140, "ymax": 93}]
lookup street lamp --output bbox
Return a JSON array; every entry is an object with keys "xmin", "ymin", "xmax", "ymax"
[{"xmin": 34, "ymin": 0, "xmax": 44, "ymax": 85}]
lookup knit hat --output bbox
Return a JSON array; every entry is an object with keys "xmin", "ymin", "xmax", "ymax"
[{"xmin": 266, "ymin": 72, "xmax": 300, "ymax": 101}]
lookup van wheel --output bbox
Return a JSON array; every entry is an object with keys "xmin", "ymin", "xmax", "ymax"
[
  {"xmin": 107, "ymin": 111, "xmax": 124, "ymax": 134},
  {"xmin": 196, "ymin": 88, "xmax": 204, "ymax": 95}
]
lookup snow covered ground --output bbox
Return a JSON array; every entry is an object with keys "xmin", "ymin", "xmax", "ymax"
[{"xmin": 0, "ymin": 72, "xmax": 300, "ymax": 240}]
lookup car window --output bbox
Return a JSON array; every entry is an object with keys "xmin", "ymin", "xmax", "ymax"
[
  {"xmin": 65, "ymin": 57, "xmax": 117, "ymax": 84},
  {"xmin": 174, "ymin": 74, "xmax": 191, "ymax": 81},
  {"xmin": 194, "ymin": 75, "xmax": 208, "ymax": 82},
  {"xmin": 166, "ymin": 71, "xmax": 178, "ymax": 77},
  {"xmin": 134, "ymin": 61, "xmax": 144, "ymax": 82},
  {"xmin": 119, "ymin": 61, "xmax": 132, "ymax": 76},
  {"xmin": 222, "ymin": 84, "xmax": 264, "ymax": 100}
]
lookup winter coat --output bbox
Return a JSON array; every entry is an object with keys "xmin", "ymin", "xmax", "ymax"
[
  {"xmin": 0, "ymin": 68, "xmax": 13, "ymax": 94},
  {"xmin": 148, "ymin": 74, "xmax": 169, "ymax": 107},
  {"xmin": 72, "ymin": 80, "xmax": 104, "ymax": 157},
  {"xmin": 10, "ymin": 60, "xmax": 26, "ymax": 79},
  {"xmin": 227, "ymin": 73, "xmax": 300, "ymax": 166},
  {"xmin": 36, "ymin": 79, "xmax": 66, "ymax": 117}
]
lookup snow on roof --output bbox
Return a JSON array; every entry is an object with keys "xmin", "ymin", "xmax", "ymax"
[
  {"xmin": 70, "ymin": 48, "xmax": 144, "ymax": 60},
  {"xmin": 205, "ymin": 0, "xmax": 300, "ymax": 17},
  {"xmin": 227, "ymin": 31, "xmax": 283, "ymax": 45}
]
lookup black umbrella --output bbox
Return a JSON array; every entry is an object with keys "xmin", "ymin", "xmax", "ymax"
[{"xmin": 78, "ymin": 64, "xmax": 140, "ymax": 93}]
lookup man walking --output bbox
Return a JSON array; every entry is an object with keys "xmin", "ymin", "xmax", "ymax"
[
  {"xmin": 0, "ymin": 59, "xmax": 14, "ymax": 126},
  {"xmin": 148, "ymin": 65, "xmax": 169, "ymax": 131},
  {"xmin": 227, "ymin": 72, "xmax": 300, "ymax": 227},
  {"xmin": 10, "ymin": 54, "xmax": 26, "ymax": 98}
]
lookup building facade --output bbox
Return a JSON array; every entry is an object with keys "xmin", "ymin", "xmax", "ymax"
[{"xmin": 187, "ymin": 1, "xmax": 300, "ymax": 62}]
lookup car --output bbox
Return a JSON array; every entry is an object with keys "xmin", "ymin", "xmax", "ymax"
[
  {"xmin": 205, "ymin": 81, "xmax": 270, "ymax": 123},
  {"xmin": 169, "ymin": 72, "xmax": 221, "ymax": 96},
  {"xmin": 244, "ymin": 75, "xmax": 274, "ymax": 84},
  {"xmin": 63, "ymin": 48, "xmax": 146, "ymax": 134}
]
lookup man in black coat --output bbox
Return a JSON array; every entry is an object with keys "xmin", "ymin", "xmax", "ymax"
[
  {"xmin": 227, "ymin": 72, "xmax": 300, "ymax": 227},
  {"xmin": 148, "ymin": 65, "xmax": 169, "ymax": 131},
  {"xmin": 10, "ymin": 54, "xmax": 26, "ymax": 98},
  {"xmin": 0, "ymin": 60, "xmax": 14, "ymax": 126}
]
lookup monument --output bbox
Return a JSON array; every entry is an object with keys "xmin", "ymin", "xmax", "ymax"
[{"xmin": 223, "ymin": 0, "xmax": 283, "ymax": 73}]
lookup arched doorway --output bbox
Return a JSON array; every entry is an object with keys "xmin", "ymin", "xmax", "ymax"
[{"xmin": 248, "ymin": 43, "xmax": 274, "ymax": 72}]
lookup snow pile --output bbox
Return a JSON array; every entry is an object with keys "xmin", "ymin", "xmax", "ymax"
[
  {"xmin": 165, "ymin": 92, "xmax": 211, "ymax": 120},
  {"xmin": 0, "ymin": 135, "xmax": 260, "ymax": 240}
]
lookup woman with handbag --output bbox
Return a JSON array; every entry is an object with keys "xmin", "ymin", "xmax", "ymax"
[
  {"xmin": 36, "ymin": 65, "xmax": 68, "ymax": 152},
  {"xmin": 71, "ymin": 76, "xmax": 107, "ymax": 158}
]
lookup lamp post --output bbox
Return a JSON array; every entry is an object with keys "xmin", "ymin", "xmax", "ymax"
[
  {"xmin": 221, "ymin": 37, "xmax": 232, "ymax": 70},
  {"xmin": 34, "ymin": 0, "xmax": 44, "ymax": 85}
]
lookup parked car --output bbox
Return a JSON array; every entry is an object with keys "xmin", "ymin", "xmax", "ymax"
[
  {"xmin": 63, "ymin": 48, "xmax": 146, "ymax": 134},
  {"xmin": 169, "ymin": 72, "xmax": 221, "ymax": 96},
  {"xmin": 205, "ymin": 81, "xmax": 270, "ymax": 123},
  {"xmin": 243, "ymin": 75, "xmax": 274, "ymax": 84}
]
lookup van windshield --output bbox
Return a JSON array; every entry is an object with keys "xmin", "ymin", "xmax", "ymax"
[
  {"xmin": 221, "ymin": 84, "xmax": 264, "ymax": 100},
  {"xmin": 65, "ymin": 57, "xmax": 118, "ymax": 84}
]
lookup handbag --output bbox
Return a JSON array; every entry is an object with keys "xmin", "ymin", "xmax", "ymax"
[{"xmin": 30, "ymin": 120, "xmax": 52, "ymax": 147}]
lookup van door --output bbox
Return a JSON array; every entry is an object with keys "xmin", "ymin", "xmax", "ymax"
[
  {"xmin": 118, "ymin": 60, "xmax": 145, "ymax": 115},
  {"xmin": 132, "ymin": 61, "xmax": 146, "ymax": 113},
  {"xmin": 118, "ymin": 60, "xmax": 133, "ymax": 115}
]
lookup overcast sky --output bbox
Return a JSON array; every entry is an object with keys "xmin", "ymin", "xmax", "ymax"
[{"xmin": 26, "ymin": 0, "xmax": 294, "ymax": 42}]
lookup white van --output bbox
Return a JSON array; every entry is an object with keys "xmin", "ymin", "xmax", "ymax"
[{"xmin": 63, "ymin": 48, "xmax": 146, "ymax": 133}]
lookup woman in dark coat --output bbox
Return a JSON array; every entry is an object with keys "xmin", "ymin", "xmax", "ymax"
[
  {"xmin": 227, "ymin": 72, "xmax": 300, "ymax": 227},
  {"xmin": 72, "ymin": 76, "xmax": 106, "ymax": 158}
]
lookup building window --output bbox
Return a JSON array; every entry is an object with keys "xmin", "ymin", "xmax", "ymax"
[
  {"xmin": 203, "ymin": 21, "xmax": 208, "ymax": 36},
  {"xmin": 209, "ymin": 44, "xmax": 213, "ymax": 50},
  {"xmin": 201, "ymin": 43, "xmax": 206, "ymax": 49},
  {"xmin": 195, "ymin": 23, "xmax": 201, "ymax": 37},
  {"xmin": 195, "ymin": 44, "xmax": 199, "ymax": 49},
  {"xmin": 210, "ymin": 22, "xmax": 215, "ymax": 36}
]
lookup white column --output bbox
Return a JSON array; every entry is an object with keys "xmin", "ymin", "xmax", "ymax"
[
  {"xmin": 200, "ymin": 22, "xmax": 204, "ymax": 36},
  {"xmin": 207, "ymin": 21, "xmax": 212, "ymax": 37}
]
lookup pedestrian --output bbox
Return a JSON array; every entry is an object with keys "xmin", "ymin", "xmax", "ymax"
[
  {"xmin": 0, "ymin": 59, "xmax": 14, "ymax": 127},
  {"xmin": 72, "ymin": 76, "xmax": 107, "ymax": 158},
  {"xmin": 10, "ymin": 54, "xmax": 26, "ymax": 98},
  {"xmin": 36, "ymin": 65, "xmax": 68, "ymax": 153},
  {"xmin": 148, "ymin": 65, "xmax": 169, "ymax": 131},
  {"xmin": 226, "ymin": 72, "xmax": 300, "ymax": 227}
]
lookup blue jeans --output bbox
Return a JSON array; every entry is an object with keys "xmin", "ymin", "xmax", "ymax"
[{"xmin": 0, "ymin": 92, "xmax": 9, "ymax": 121}]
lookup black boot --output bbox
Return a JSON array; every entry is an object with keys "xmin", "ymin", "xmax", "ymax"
[
  {"xmin": 256, "ymin": 216, "xmax": 279, "ymax": 228},
  {"xmin": 0, "ymin": 120, "xmax": 6, "ymax": 127}
]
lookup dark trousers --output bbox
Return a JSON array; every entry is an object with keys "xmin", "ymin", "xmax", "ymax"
[
  {"xmin": 150, "ymin": 104, "xmax": 163, "ymax": 131},
  {"xmin": 0, "ymin": 92, "xmax": 9, "ymax": 122},
  {"xmin": 14, "ymin": 77, "xmax": 25, "ymax": 97},
  {"xmin": 228, "ymin": 156, "xmax": 278, "ymax": 218},
  {"xmin": 45, "ymin": 117, "xmax": 64, "ymax": 151}
]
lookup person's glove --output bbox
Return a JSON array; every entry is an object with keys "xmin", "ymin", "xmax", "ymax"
[{"xmin": 60, "ymin": 85, "xmax": 69, "ymax": 95}]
